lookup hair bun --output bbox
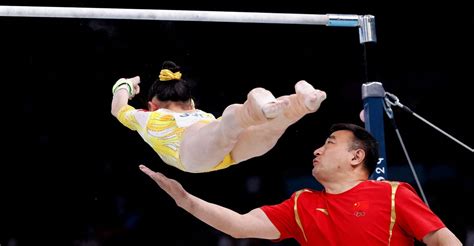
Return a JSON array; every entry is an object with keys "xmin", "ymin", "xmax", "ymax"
[{"xmin": 162, "ymin": 61, "xmax": 180, "ymax": 72}]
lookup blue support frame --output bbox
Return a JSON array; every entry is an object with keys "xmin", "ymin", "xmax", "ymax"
[{"xmin": 362, "ymin": 82, "xmax": 387, "ymax": 180}]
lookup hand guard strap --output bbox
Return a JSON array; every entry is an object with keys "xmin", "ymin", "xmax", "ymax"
[{"xmin": 112, "ymin": 78, "xmax": 134, "ymax": 98}]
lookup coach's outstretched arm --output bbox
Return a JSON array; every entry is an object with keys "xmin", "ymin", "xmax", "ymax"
[{"xmin": 139, "ymin": 164, "xmax": 280, "ymax": 239}]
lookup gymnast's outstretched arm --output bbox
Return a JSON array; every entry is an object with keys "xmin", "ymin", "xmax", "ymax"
[{"xmin": 111, "ymin": 76, "xmax": 141, "ymax": 117}]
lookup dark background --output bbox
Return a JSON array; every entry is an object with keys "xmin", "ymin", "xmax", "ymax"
[{"xmin": 1, "ymin": 1, "xmax": 472, "ymax": 245}]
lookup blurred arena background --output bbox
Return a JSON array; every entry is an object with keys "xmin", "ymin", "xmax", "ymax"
[{"xmin": 1, "ymin": 1, "xmax": 472, "ymax": 245}]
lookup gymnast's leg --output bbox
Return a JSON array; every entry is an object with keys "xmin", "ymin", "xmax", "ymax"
[
  {"xmin": 230, "ymin": 80, "xmax": 326, "ymax": 163},
  {"xmin": 180, "ymin": 87, "xmax": 289, "ymax": 172}
]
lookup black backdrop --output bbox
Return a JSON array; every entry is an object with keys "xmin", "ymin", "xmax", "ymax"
[{"xmin": 1, "ymin": 1, "xmax": 473, "ymax": 245}]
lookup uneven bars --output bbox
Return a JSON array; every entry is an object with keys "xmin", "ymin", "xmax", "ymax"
[{"xmin": 0, "ymin": 5, "xmax": 362, "ymax": 27}]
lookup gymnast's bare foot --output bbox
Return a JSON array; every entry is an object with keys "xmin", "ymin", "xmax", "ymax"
[
  {"xmin": 295, "ymin": 80, "xmax": 327, "ymax": 112},
  {"xmin": 247, "ymin": 87, "xmax": 288, "ymax": 122}
]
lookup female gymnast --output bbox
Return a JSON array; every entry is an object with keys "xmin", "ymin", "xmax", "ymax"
[{"xmin": 111, "ymin": 61, "xmax": 326, "ymax": 173}]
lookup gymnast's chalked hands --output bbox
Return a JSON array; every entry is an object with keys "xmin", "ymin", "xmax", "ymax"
[{"xmin": 128, "ymin": 76, "xmax": 141, "ymax": 99}]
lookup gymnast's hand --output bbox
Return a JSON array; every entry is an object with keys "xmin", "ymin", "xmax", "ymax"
[
  {"xmin": 139, "ymin": 164, "xmax": 189, "ymax": 207},
  {"xmin": 129, "ymin": 76, "xmax": 141, "ymax": 98}
]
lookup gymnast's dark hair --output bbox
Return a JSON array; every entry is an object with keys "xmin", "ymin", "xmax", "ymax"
[
  {"xmin": 148, "ymin": 61, "xmax": 193, "ymax": 102},
  {"xmin": 329, "ymin": 123, "xmax": 379, "ymax": 176}
]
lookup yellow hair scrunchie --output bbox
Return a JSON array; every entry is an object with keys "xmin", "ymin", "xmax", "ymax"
[{"xmin": 159, "ymin": 69, "xmax": 182, "ymax": 81}]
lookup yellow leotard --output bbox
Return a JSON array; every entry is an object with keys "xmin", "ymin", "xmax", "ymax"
[{"xmin": 117, "ymin": 105, "xmax": 234, "ymax": 172}]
